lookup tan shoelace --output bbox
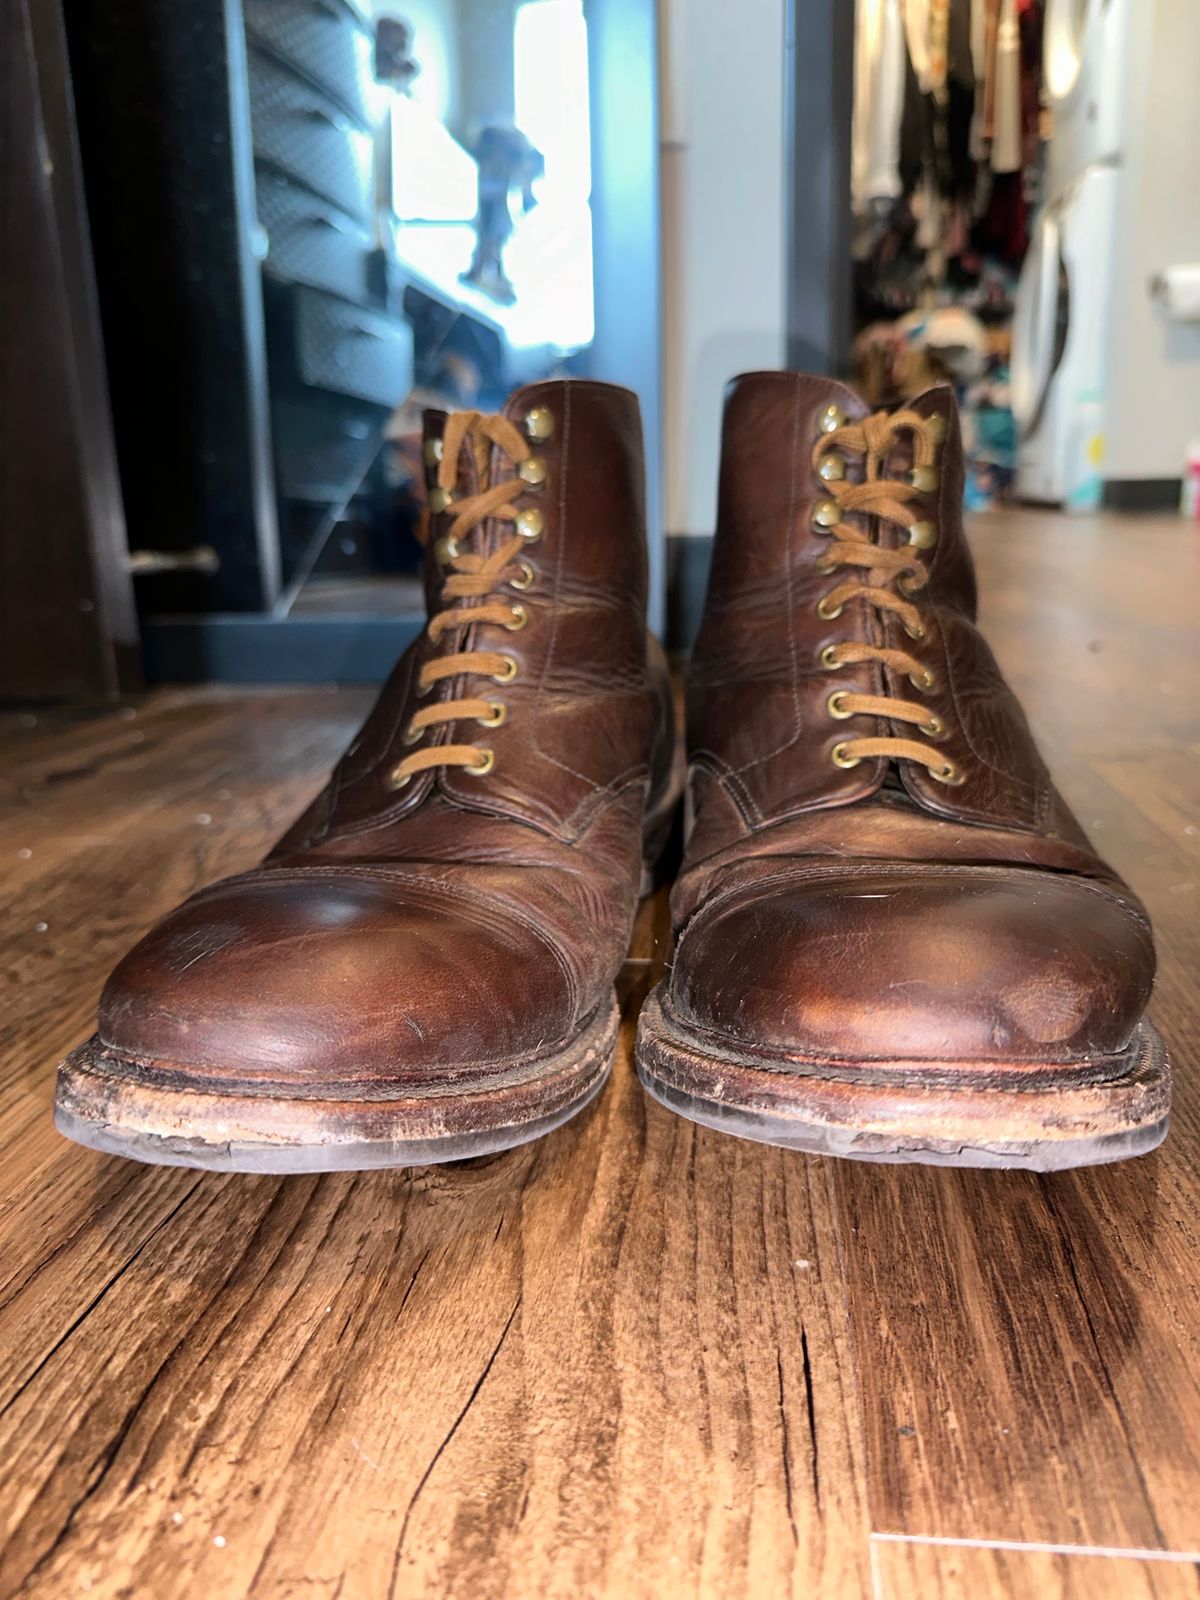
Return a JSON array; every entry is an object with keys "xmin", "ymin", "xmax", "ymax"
[
  {"xmin": 811, "ymin": 405, "xmax": 964, "ymax": 786},
  {"xmin": 388, "ymin": 409, "xmax": 539, "ymax": 790}
]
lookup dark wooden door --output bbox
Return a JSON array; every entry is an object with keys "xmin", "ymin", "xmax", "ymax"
[{"xmin": 0, "ymin": 0, "xmax": 138, "ymax": 699}]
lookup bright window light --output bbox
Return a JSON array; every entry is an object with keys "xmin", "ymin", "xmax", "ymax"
[{"xmin": 506, "ymin": 0, "xmax": 594, "ymax": 350}]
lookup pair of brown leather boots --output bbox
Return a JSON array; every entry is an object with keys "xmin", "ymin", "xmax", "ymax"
[{"xmin": 55, "ymin": 375, "xmax": 1169, "ymax": 1173}]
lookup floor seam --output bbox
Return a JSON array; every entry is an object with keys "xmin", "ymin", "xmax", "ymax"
[{"xmin": 870, "ymin": 1532, "xmax": 1200, "ymax": 1563}]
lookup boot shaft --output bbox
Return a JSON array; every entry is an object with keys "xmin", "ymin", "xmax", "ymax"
[
  {"xmin": 687, "ymin": 371, "xmax": 1065, "ymax": 837},
  {"xmin": 278, "ymin": 380, "xmax": 664, "ymax": 849}
]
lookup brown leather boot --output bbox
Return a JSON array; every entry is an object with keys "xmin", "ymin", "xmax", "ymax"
[
  {"xmin": 57, "ymin": 381, "xmax": 677, "ymax": 1172},
  {"xmin": 636, "ymin": 372, "xmax": 1169, "ymax": 1170}
]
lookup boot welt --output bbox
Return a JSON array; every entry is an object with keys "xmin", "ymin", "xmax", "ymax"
[
  {"xmin": 635, "ymin": 987, "xmax": 1170, "ymax": 1172},
  {"xmin": 54, "ymin": 998, "xmax": 619, "ymax": 1174}
]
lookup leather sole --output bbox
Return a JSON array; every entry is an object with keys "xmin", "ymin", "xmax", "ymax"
[
  {"xmin": 54, "ymin": 998, "xmax": 619, "ymax": 1173},
  {"xmin": 635, "ymin": 986, "xmax": 1170, "ymax": 1171}
]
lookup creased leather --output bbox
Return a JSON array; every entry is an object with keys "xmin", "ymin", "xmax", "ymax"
[
  {"xmin": 97, "ymin": 381, "xmax": 674, "ymax": 1087},
  {"xmin": 668, "ymin": 372, "xmax": 1157, "ymax": 1068}
]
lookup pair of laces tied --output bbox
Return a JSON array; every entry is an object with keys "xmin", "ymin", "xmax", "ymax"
[
  {"xmin": 812, "ymin": 406, "xmax": 963, "ymax": 786},
  {"xmin": 387, "ymin": 409, "xmax": 542, "ymax": 790}
]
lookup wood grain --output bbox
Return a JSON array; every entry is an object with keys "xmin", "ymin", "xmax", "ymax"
[
  {"xmin": 872, "ymin": 1540, "xmax": 1200, "ymax": 1599},
  {"xmin": 0, "ymin": 510, "xmax": 1197, "ymax": 1597},
  {"xmin": 0, "ymin": 691, "xmax": 869, "ymax": 1599},
  {"xmin": 836, "ymin": 513, "xmax": 1200, "ymax": 1555}
]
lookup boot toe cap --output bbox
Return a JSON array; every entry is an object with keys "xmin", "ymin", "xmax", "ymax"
[
  {"xmin": 669, "ymin": 867, "xmax": 1155, "ymax": 1064},
  {"xmin": 98, "ymin": 870, "xmax": 577, "ymax": 1089}
]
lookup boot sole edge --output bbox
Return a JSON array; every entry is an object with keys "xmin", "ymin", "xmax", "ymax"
[
  {"xmin": 634, "ymin": 986, "xmax": 1170, "ymax": 1171},
  {"xmin": 53, "ymin": 998, "xmax": 619, "ymax": 1174}
]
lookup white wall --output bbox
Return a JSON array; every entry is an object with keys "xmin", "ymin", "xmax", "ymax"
[
  {"xmin": 1105, "ymin": 0, "xmax": 1200, "ymax": 482},
  {"xmin": 659, "ymin": 0, "xmax": 787, "ymax": 537}
]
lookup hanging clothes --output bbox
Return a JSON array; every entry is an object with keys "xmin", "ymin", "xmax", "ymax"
[
  {"xmin": 903, "ymin": 0, "xmax": 933, "ymax": 90},
  {"xmin": 853, "ymin": 0, "xmax": 909, "ymax": 210},
  {"xmin": 855, "ymin": 0, "xmax": 1044, "ymax": 305},
  {"xmin": 990, "ymin": 0, "xmax": 1023, "ymax": 173}
]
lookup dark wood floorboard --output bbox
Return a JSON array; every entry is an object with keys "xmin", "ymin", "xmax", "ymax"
[
  {"xmin": 0, "ymin": 511, "xmax": 1196, "ymax": 1597},
  {"xmin": 872, "ymin": 1541, "xmax": 1200, "ymax": 1599},
  {"xmin": 834, "ymin": 513, "xmax": 1200, "ymax": 1555}
]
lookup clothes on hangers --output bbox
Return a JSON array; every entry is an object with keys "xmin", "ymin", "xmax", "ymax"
[
  {"xmin": 852, "ymin": 0, "xmax": 909, "ymax": 209},
  {"xmin": 854, "ymin": 0, "xmax": 1043, "ymax": 268}
]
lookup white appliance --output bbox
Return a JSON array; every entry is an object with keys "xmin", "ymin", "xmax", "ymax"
[
  {"xmin": 1011, "ymin": 166, "xmax": 1118, "ymax": 503},
  {"xmin": 1014, "ymin": 0, "xmax": 1200, "ymax": 505},
  {"xmin": 1042, "ymin": 0, "xmax": 1130, "ymax": 199}
]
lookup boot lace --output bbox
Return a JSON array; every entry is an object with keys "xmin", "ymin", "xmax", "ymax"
[
  {"xmin": 388, "ymin": 409, "xmax": 541, "ymax": 790},
  {"xmin": 811, "ymin": 406, "xmax": 964, "ymax": 786}
]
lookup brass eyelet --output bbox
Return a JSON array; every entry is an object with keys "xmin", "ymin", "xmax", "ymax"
[
  {"xmin": 817, "ymin": 454, "xmax": 846, "ymax": 483},
  {"xmin": 423, "ymin": 437, "xmax": 444, "ymax": 467},
  {"xmin": 931, "ymin": 759, "xmax": 965, "ymax": 785},
  {"xmin": 509, "ymin": 559, "xmax": 535, "ymax": 591},
  {"xmin": 812, "ymin": 499, "xmax": 843, "ymax": 529},
  {"xmin": 465, "ymin": 748, "xmax": 495, "ymax": 776},
  {"xmin": 504, "ymin": 603, "xmax": 528, "ymax": 631},
  {"xmin": 523, "ymin": 406, "xmax": 554, "ymax": 441},
  {"xmin": 907, "ymin": 520, "xmax": 937, "ymax": 550},
  {"xmin": 898, "ymin": 571, "xmax": 927, "ymax": 597},
  {"xmin": 491, "ymin": 654, "xmax": 519, "ymax": 683},
  {"xmin": 517, "ymin": 456, "xmax": 547, "ymax": 487},
  {"xmin": 817, "ymin": 596, "xmax": 844, "ymax": 621},
  {"xmin": 813, "ymin": 557, "xmax": 836, "ymax": 576},
  {"xmin": 909, "ymin": 666, "xmax": 937, "ymax": 692},
  {"xmin": 827, "ymin": 690, "xmax": 854, "ymax": 720},
  {"xmin": 820, "ymin": 644, "xmax": 846, "ymax": 669},
  {"xmin": 921, "ymin": 714, "xmax": 947, "ymax": 740},
  {"xmin": 402, "ymin": 721, "xmax": 422, "ymax": 746},
  {"xmin": 428, "ymin": 486, "xmax": 455, "ymax": 515},
  {"xmin": 819, "ymin": 404, "xmax": 846, "ymax": 434},
  {"xmin": 386, "ymin": 764, "xmax": 413, "ymax": 790},
  {"xmin": 831, "ymin": 741, "xmax": 862, "ymax": 769},
  {"xmin": 516, "ymin": 508, "xmax": 544, "ymax": 541},
  {"xmin": 477, "ymin": 702, "xmax": 507, "ymax": 729},
  {"xmin": 908, "ymin": 465, "xmax": 939, "ymax": 492},
  {"xmin": 416, "ymin": 675, "xmax": 436, "ymax": 696},
  {"xmin": 926, "ymin": 413, "xmax": 947, "ymax": 444},
  {"xmin": 433, "ymin": 534, "xmax": 459, "ymax": 565},
  {"xmin": 904, "ymin": 620, "xmax": 927, "ymax": 641}
]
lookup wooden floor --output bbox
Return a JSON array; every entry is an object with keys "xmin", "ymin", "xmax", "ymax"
[{"xmin": 1, "ymin": 510, "xmax": 1197, "ymax": 1599}]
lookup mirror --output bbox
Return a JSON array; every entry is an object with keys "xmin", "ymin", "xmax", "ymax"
[
  {"xmin": 283, "ymin": 0, "xmax": 601, "ymax": 619},
  {"xmin": 62, "ymin": 0, "xmax": 659, "ymax": 674}
]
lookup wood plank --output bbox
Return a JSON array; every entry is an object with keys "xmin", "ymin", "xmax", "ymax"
[
  {"xmin": 873, "ymin": 1539, "xmax": 1200, "ymax": 1599},
  {"xmin": 836, "ymin": 512, "xmax": 1200, "ymax": 1552},
  {"xmin": 0, "ymin": 689, "xmax": 870, "ymax": 1599},
  {"xmin": 0, "ymin": 1000, "xmax": 872, "ymax": 1598},
  {"xmin": 1, "ymin": 510, "xmax": 1196, "ymax": 1594},
  {"xmin": 0, "ymin": 691, "xmax": 366, "ymax": 1413}
]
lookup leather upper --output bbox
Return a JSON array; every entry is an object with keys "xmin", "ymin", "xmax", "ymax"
[
  {"xmin": 669, "ymin": 372, "xmax": 1156, "ymax": 1068},
  {"xmin": 99, "ymin": 380, "xmax": 675, "ymax": 1086}
]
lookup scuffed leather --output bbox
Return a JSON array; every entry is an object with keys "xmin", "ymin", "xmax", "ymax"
[
  {"xmin": 669, "ymin": 372, "xmax": 1157, "ymax": 1068},
  {"xmin": 670, "ymin": 865, "xmax": 1154, "ymax": 1064},
  {"xmin": 99, "ymin": 381, "xmax": 674, "ymax": 1086}
]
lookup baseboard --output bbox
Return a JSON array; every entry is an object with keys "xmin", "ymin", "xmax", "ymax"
[
  {"xmin": 141, "ymin": 613, "xmax": 424, "ymax": 684},
  {"xmin": 1102, "ymin": 478, "xmax": 1183, "ymax": 513},
  {"xmin": 666, "ymin": 535, "xmax": 714, "ymax": 654}
]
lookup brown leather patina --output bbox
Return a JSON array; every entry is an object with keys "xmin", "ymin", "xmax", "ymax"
[
  {"xmin": 57, "ymin": 380, "xmax": 678, "ymax": 1172},
  {"xmin": 637, "ymin": 372, "xmax": 1168, "ymax": 1169}
]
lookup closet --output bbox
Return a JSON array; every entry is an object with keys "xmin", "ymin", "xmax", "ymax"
[{"xmin": 850, "ymin": 0, "xmax": 1044, "ymax": 508}]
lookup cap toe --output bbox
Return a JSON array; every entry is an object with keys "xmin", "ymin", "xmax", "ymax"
[
  {"xmin": 98, "ymin": 870, "xmax": 576, "ymax": 1089},
  {"xmin": 669, "ymin": 867, "xmax": 1154, "ymax": 1064}
]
